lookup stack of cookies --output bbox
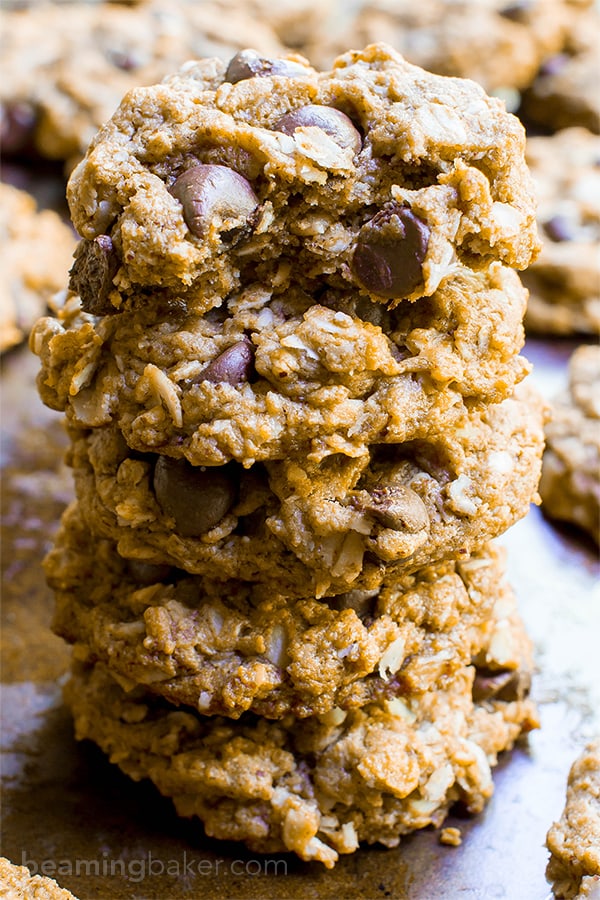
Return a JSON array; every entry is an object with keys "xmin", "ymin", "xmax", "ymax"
[{"xmin": 32, "ymin": 44, "xmax": 545, "ymax": 866}]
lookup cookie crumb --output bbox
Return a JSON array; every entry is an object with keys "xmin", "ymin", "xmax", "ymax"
[{"xmin": 439, "ymin": 826, "xmax": 462, "ymax": 847}]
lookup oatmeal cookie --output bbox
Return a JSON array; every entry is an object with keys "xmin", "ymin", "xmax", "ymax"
[
  {"xmin": 64, "ymin": 632, "xmax": 538, "ymax": 868},
  {"xmin": 0, "ymin": 183, "xmax": 75, "ymax": 353},
  {"xmin": 539, "ymin": 345, "xmax": 600, "ymax": 543},
  {"xmin": 64, "ymin": 42, "xmax": 539, "ymax": 317},
  {"xmin": 31, "ymin": 262, "xmax": 530, "ymax": 465},
  {"xmin": 221, "ymin": 0, "xmax": 339, "ymax": 50},
  {"xmin": 0, "ymin": 856, "xmax": 78, "ymax": 899},
  {"xmin": 546, "ymin": 741, "xmax": 600, "ymax": 899},
  {"xmin": 0, "ymin": 0, "xmax": 284, "ymax": 170},
  {"xmin": 61, "ymin": 384, "xmax": 545, "ymax": 597},
  {"xmin": 47, "ymin": 502, "xmax": 527, "ymax": 719},
  {"xmin": 519, "ymin": 6, "xmax": 600, "ymax": 134},
  {"xmin": 308, "ymin": 0, "xmax": 574, "ymax": 100},
  {"xmin": 523, "ymin": 129, "xmax": 600, "ymax": 336}
]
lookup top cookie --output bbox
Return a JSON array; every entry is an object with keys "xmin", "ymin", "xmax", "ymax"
[{"xmin": 66, "ymin": 43, "xmax": 540, "ymax": 316}]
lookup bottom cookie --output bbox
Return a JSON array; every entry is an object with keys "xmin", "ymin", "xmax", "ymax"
[
  {"xmin": 65, "ymin": 639, "xmax": 538, "ymax": 868},
  {"xmin": 546, "ymin": 740, "xmax": 600, "ymax": 900}
]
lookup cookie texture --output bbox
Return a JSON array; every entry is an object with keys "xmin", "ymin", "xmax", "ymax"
[
  {"xmin": 47, "ymin": 502, "xmax": 529, "ymax": 719},
  {"xmin": 31, "ymin": 261, "xmax": 531, "ymax": 465},
  {"xmin": 65, "ymin": 636, "xmax": 538, "ymax": 868},
  {"xmin": 56, "ymin": 384, "xmax": 545, "ymax": 597},
  {"xmin": 0, "ymin": 0, "xmax": 285, "ymax": 170},
  {"xmin": 546, "ymin": 741, "xmax": 600, "ymax": 899},
  {"xmin": 539, "ymin": 345, "xmax": 600, "ymax": 543},
  {"xmin": 0, "ymin": 183, "xmax": 75, "ymax": 353},
  {"xmin": 28, "ymin": 34, "xmax": 547, "ymax": 869},
  {"xmin": 0, "ymin": 857, "xmax": 78, "ymax": 900},
  {"xmin": 523, "ymin": 129, "xmax": 600, "ymax": 337},
  {"xmin": 64, "ymin": 42, "xmax": 539, "ymax": 316}
]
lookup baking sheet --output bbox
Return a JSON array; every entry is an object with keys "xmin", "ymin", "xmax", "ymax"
[{"xmin": 1, "ymin": 337, "xmax": 598, "ymax": 900}]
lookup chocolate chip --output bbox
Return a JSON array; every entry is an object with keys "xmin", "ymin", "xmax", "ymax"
[
  {"xmin": 224, "ymin": 50, "xmax": 309, "ymax": 84},
  {"xmin": 170, "ymin": 164, "xmax": 259, "ymax": 240},
  {"xmin": 472, "ymin": 667, "xmax": 532, "ymax": 702},
  {"xmin": 352, "ymin": 484, "xmax": 429, "ymax": 533},
  {"xmin": 69, "ymin": 235, "xmax": 120, "ymax": 315},
  {"xmin": 108, "ymin": 49, "xmax": 142, "ymax": 72},
  {"xmin": 543, "ymin": 214, "xmax": 575, "ymax": 242},
  {"xmin": 126, "ymin": 559, "xmax": 173, "ymax": 584},
  {"xmin": 0, "ymin": 101, "xmax": 37, "ymax": 155},
  {"xmin": 351, "ymin": 205, "xmax": 430, "ymax": 299},
  {"xmin": 328, "ymin": 588, "xmax": 378, "ymax": 619},
  {"xmin": 193, "ymin": 339, "xmax": 254, "ymax": 385},
  {"xmin": 499, "ymin": 2, "xmax": 533, "ymax": 21},
  {"xmin": 153, "ymin": 457, "xmax": 238, "ymax": 537},
  {"xmin": 539, "ymin": 54, "xmax": 569, "ymax": 78},
  {"xmin": 274, "ymin": 104, "xmax": 362, "ymax": 153}
]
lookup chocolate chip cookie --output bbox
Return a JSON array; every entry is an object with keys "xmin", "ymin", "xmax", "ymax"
[
  {"xmin": 0, "ymin": 0, "xmax": 285, "ymax": 170},
  {"xmin": 223, "ymin": 0, "xmax": 339, "ymax": 51},
  {"xmin": 64, "ymin": 616, "xmax": 537, "ymax": 867},
  {"xmin": 519, "ymin": 5, "xmax": 600, "ymax": 134},
  {"xmin": 308, "ymin": 0, "xmax": 575, "ymax": 103},
  {"xmin": 56, "ymin": 384, "xmax": 545, "ymax": 597},
  {"xmin": 31, "ymin": 261, "xmax": 531, "ymax": 465},
  {"xmin": 0, "ymin": 182, "xmax": 75, "ymax": 353},
  {"xmin": 523, "ymin": 128, "xmax": 600, "ymax": 336},
  {"xmin": 31, "ymin": 36, "xmax": 547, "ymax": 870},
  {"xmin": 539, "ymin": 344, "xmax": 600, "ymax": 543},
  {"xmin": 65, "ymin": 42, "xmax": 539, "ymax": 317},
  {"xmin": 546, "ymin": 740, "xmax": 600, "ymax": 899},
  {"xmin": 47, "ymin": 501, "xmax": 525, "ymax": 719}
]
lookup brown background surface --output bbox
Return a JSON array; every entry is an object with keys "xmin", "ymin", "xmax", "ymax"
[{"xmin": 1, "ymin": 338, "xmax": 598, "ymax": 900}]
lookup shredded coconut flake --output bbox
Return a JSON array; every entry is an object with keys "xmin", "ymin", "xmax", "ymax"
[
  {"xmin": 143, "ymin": 364, "xmax": 182, "ymax": 427},
  {"xmin": 379, "ymin": 635, "xmax": 406, "ymax": 679}
]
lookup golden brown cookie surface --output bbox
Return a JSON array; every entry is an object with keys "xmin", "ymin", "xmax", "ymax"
[{"xmin": 47, "ymin": 502, "xmax": 527, "ymax": 719}]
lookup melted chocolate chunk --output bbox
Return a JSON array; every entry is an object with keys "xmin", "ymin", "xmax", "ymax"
[
  {"xmin": 153, "ymin": 457, "xmax": 238, "ymax": 537},
  {"xmin": 170, "ymin": 164, "xmax": 259, "ymax": 240},
  {"xmin": 473, "ymin": 667, "xmax": 532, "ymax": 702},
  {"xmin": 193, "ymin": 339, "xmax": 254, "ymax": 385},
  {"xmin": 352, "ymin": 484, "xmax": 429, "ymax": 533},
  {"xmin": 69, "ymin": 235, "xmax": 119, "ymax": 315},
  {"xmin": 274, "ymin": 104, "xmax": 362, "ymax": 153},
  {"xmin": 352, "ymin": 205, "xmax": 430, "ymax": 299},
  {"xmin": 225, "ymin": 50, "xmax": 309, "ymax": 84}
]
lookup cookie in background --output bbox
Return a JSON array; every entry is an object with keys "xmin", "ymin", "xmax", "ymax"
[
  {"xmin": 0, "ymin": 182, "xmax": 75, "ymax": 354},
  {"xmin": 539, "ymin": 344, "xmax": 600, "ymax": 545}
]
